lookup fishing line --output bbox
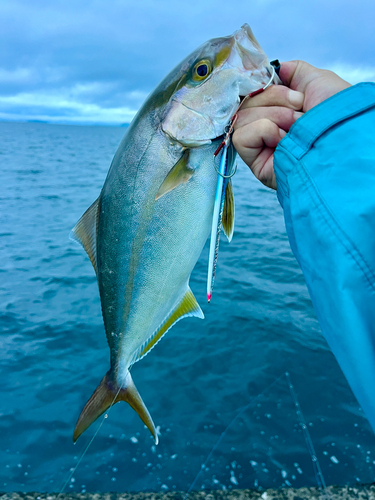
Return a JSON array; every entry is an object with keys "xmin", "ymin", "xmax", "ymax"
[
  {"xmin": 184, "ymin": 372, "xmax": 286, "ymax": 500},
  {"xmin": 185, "ymin": 372, "xmax": 331, "ymax": 499},
  {"xmin": 285, "ymin": 372, "xmax": 330, "ymax": 499},
  {"xmin": 59, "ymin": 386, "xmax": 121, "ymax": 494}
]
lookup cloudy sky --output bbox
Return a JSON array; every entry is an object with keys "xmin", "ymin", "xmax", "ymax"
[{"xmin": 1, "ymin": 0, "xmax": 375, "ymax": 125}]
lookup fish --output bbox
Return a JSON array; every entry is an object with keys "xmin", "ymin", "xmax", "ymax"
[{"xmin": 71, "ymin": 24, "xmax": 277, "ymax": 444}]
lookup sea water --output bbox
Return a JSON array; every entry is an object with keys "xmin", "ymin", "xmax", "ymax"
[{"xmin": 1, "ymin": 121, "xmax": 374, "ymax": 492}]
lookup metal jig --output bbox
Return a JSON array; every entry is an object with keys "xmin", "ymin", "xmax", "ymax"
[{"xmin": 207, "ymin": 64, "xmax": 278, "ymax": 302}]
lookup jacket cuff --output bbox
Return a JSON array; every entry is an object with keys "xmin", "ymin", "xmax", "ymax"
[{"xmin": 274, "ymin": 82, "xmax": 375, "ymax": 208}]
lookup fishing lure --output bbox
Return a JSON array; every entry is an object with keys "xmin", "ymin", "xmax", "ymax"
[{"xmin": 207, "ymin": 63, "xmax": 279, "ymax": 302}]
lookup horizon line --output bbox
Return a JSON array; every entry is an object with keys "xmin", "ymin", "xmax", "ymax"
[{"xmin": 0, "ymin": 118, "xmax": 130, "ymax": 128}]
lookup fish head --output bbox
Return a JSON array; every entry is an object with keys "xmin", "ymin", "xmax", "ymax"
[{"xmin": 159, "ymin": 24, "xmax": 273, "ymax": 148}]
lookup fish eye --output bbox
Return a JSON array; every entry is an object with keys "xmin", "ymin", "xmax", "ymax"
[
  {"xmin": 197, "ymin": 64, "xmax": 208, "ymax": 77},
  {"xmin": 192, "ymin": 60, "xmax": 212, "ymax": 82}
]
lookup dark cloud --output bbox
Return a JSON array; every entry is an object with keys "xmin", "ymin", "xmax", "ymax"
[{"xmin": 0, "ymin": 0, "xmax": 374, "ymax": 124}]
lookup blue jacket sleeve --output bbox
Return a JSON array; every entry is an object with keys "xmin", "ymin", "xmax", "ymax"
[{"xmin": 274, "ymin": 83, "xmax": 375, "ymax": 431}]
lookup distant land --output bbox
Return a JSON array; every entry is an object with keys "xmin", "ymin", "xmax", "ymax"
[
  {"xmin": 0, "ymin": 118, "xmax": 130, "ymax": 127},
  {"xmin": 27, "ymin": 119, "xmax": 48, "ymax": 124}
]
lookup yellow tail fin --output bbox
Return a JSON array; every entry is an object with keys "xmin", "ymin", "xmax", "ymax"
[{"xmin": 73, "ymin": 371, "xmax": 158, "ymax": 444}]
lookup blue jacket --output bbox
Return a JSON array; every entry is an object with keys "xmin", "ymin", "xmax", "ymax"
[{"xmin": 274, "ymin": 83, "xmax": 375, "ymax": 431}]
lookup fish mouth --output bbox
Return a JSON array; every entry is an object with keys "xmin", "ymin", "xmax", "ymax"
[
  {"xmin": 212, "ymin": 95, "xmax": 247, "ymax": 143},
  {"xmin": 213, "ymin": 63, "xmax": 277, "ymax": 143}
]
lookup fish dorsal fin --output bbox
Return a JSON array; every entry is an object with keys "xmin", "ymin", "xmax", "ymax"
[
  {"xmin": 222, "ymin": 179, "xmax": 235, "ymax": 242},
  {"xmin": 70, "ymin": 197, "xmax": 100, "ymax": 274},
  {"xmin": 155, "ymin": 150, "xmax": 193, "ymax": 200},
  {"xmin": 133, "ymin": 287, "xmax": 204, "ymax": 364}
]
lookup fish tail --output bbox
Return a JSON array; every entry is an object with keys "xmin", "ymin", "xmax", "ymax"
[{"xmin": 73, "ymin": 370, "xmax": 158, "ymax": 444}]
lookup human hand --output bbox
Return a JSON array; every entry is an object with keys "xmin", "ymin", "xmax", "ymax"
[
  {"xmin": 232, "ymin": 61, "xmax": 351, "ymax": 189},
  {"xmin": 280, "ymin": 61, "xmax": 351, "ymax": 112}
]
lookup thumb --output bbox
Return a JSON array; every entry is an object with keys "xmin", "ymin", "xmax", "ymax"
[
  {"xmin": 279, "ymin": 60, "xmax": 322, "ymax": 93},
  {"xmin": 279, "ymin": 60, "xmax": 351, "ymax": 112}
]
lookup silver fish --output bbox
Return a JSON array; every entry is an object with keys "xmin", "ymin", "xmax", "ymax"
[{"xmin": 71, "ymin": 24, "xmax": 275, "ymax": 443}]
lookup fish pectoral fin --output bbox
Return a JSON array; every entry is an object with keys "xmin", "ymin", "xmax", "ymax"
[
  {"xmin": 155, "ymin": 150, "xmax": 193, "ymax": 200},
  {"xmin": 73, "ymin": 371, "xmax": 158, "ymax": 444},
  {"xmin": 222, "ymin": 179, "xmax": 235, "ymax": 242},
  {"xmin": 134, "ymin": 287, "xmax": 204, "ymax": 363},
  {"xmin": 70, "ymin": 197, "xmax": 100, "ymax": 274}
]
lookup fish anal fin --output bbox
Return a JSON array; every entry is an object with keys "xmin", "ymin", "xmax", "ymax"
[
  {"xmin": 222, "ymin": 179, "xmax": 235, "ymax": 242},
  {"xmin": 155, "ymin": 150, "xmax": 193, "ymax": 200},
  {"xmin": 70, "ymin": 197, "xmax": 100, "ymax": 274},
  {"xmin": 135, "ymin": 288, "xmax": 204, "ymax": 362},
  {"xmin": 73, "ymin": 371, "xmax": 158, "ymax": 444}
]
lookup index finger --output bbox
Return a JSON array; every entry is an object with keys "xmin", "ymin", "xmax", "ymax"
[{"xmin": 240, "ymin": 84, "xmax": 304, "ymax": 111}]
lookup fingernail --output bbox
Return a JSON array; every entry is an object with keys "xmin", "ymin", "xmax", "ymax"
[
  {"xmin": 293, "ymin": 111, "xmax": 304, "ymax": 121},
  {"xmin": 288, "ymin": 90, "xmax": 304, "ymax": 108},
  {"xmin": 279, "ymin": 129, "xmax": 287, "ymax": 138}
]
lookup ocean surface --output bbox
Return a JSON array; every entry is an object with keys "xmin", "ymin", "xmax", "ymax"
[{"xmin": 1, "ymin": 121, "xmax": 375, "ymax": 494}]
